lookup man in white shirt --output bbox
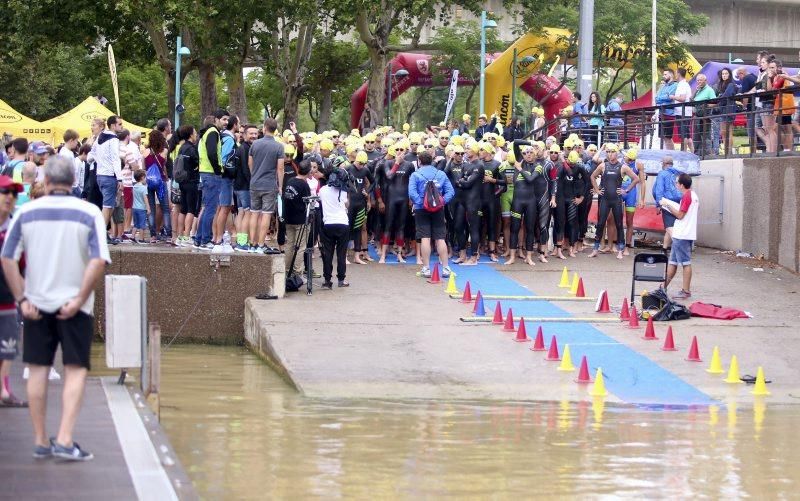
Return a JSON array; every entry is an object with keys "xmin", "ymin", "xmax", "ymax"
[
  {"xmin": 89, "ymin": 116, "xmax": 124, "ymax": 240},
  {"xmin": 672, "ymin": 68, "xmax": 693, "ymax": 151},
  {"xmin": 661, "ymin": 173, "xmax": 699, "ymax": 300},
  {"xmin": 1, "ymin": 155, "xmax": 110, "ymax": 461},
  {"xmin": 57, "ymin": 129, "xmax": 79, "ymax": 161}
]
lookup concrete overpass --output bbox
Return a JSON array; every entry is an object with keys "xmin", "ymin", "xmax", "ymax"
[{"xmin": 421, "ymin": 0, "xmax": 800, "ymax": 65}]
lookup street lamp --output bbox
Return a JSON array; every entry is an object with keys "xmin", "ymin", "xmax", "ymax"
[
  {"xmin": 479, "ymin": 11, "xmax": 498, "ymax": 117},
  {"xmin": 511, "ymin": 51, "xmax": 537, "ymax": 123},
  {"xmin": 174, "ymin": 36, "xmax": 191, "ymax": 128},
  {"xmin": 386, "ymin": 68, "xmax": 409, "ymax": 127}
]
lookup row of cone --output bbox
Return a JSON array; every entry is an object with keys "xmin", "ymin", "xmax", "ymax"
[{"xmin": 558, "ymin": 268, "xmax": 587, "ymax": 297}]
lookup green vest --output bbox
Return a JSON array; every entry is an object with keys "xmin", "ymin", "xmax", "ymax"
[{"xmin": 198, "ymin": 127, "xmax": 221, "ymax": 174}]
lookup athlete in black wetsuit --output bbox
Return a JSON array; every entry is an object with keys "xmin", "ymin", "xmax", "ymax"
[
  {"xmin": 504, "ymin": 144, "xmax": 540, "ymax": 266},
  {"xmin": 377, "ymin": 145, "xmax": 413, "ymax": 263},
  {"xmin": 510, "ymin": 140, "xmax": 554, "ymax": 263},
  {"xmin": 479, "ymin": 146, "xmax": 505, "ymax": 262},
  {"xmin": 588, "ymin": 146, "xmax": 640, "ymax": 259},
  {"xmin": 347, "ymin": 152, "xmax": 375, "ymax": 264},
  {"xmin": 444, "ymin": 147, "xmax": 467, "ymax": 254},
  {"xmin": 552, "ymin": 151, "xmax": 587, "ymax": 258},
  {"xmin": 453, "ymin": 152, "xmax": 485, "ymax": 265}
]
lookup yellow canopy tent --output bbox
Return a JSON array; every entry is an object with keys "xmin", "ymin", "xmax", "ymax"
[
  {"xmin": 41, "ymin": 97, "xmax": 150, "ymax": 142},
  {"xmin": 0, "ymin": 98, "xmax": 55, "ymax": 142}
]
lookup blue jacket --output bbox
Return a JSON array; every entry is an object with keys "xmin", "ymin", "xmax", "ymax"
[
  {"xmin": 408, "ymin": 165, "xmax": 454, "ymax": 210},
  {"xmin": 571, "ymin": 102, "xmax": 588, "ymax": 128},
  {"xmin": 652, "ymin": 166, "xmax": 683, "ymax": 204},
  {"xmin": 655, "ymin": 81, "xmax": 678, "ymax": 116}
]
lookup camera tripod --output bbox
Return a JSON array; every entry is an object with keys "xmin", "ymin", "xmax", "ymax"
[{"xmin": 286, "ymin": 196, "xmax": 320, "ymax": 295}]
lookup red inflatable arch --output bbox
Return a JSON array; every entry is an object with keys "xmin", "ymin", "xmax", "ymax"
[{"xmin": 350, "ymin": 52, "xmax": 573, "ymax": 132}]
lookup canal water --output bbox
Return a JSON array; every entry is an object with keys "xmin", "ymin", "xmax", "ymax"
[{"xmin": 95, "ymin": 345, "xmax": 799, "ymax": 498}]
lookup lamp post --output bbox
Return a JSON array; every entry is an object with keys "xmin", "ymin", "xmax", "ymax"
[
  {"xmin": 511, "ymin": 51, "xmax": 537, "ymax": 123},
  {"xmin": 479, "ymin": 11, "xmax": 498, "ymax": 117},
  {"xmin": 174, "ymin": 36, "xmax": 191, "ymax": 128},
  {"xmin": 386, "ymin": 68, "xmax": 409, "ymax": 127}
]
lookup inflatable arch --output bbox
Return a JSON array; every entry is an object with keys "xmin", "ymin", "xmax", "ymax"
[{"xmin": 349, "ymin": 52, "xmax": 573, "ymax": 131}]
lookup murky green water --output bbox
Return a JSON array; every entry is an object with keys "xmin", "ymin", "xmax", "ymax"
[{"xmin": 94, "ymin": 345, "xmax": 800, "ymax": 499}]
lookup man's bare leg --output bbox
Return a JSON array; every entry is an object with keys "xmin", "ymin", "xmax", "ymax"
[
  {"xmin": 27, "ymin": 365, "xmax": 49, "ymax": 447},
  {"xmin": 55, "ymin": 365, "xmax": 88, "ymax": 447}
]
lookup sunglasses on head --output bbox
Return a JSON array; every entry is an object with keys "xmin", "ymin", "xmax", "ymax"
[
  {"xmin": 365, "ymin": 141, "xmax": 375, "ymax": 144},
  {"xmin": 0, "ymin": 188, "xmax": 18, "ymax": 196}
]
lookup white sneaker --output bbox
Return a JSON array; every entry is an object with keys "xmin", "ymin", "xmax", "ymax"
[
  {"xmin": 421, "ymin": 266, "xmax": 431, "ymax": 278},
  {"xmin": 48, "ymin": 367, "xmax": 61, "ymax": 380}
]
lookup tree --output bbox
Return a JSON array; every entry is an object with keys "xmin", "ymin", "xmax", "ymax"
[
  {"xmin": 304, "ymin": 36, "xmax": 368, "ymax": 131},
  {"xmin": 427, "ymin": 20, "xmax": 503, "ymax": 117},
  {"xmin": 352, "ymin": 0, "xmax": 482, "ymax": 125},
  {"xmin": 244, "ymin": 69, "xmax": 285, "ymax": 123}
]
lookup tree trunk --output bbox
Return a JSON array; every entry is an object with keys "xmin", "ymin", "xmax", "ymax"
[
  {"xmin": 282, "ymin": 85, "xmax": 302, "ymax": 128},
  {"xmin": 227, "ymin": 66, "xmax": 248, "ymax": 123},
  {"xmin": 318, "ymin": 87, "xmax": 333, "ymax": 132},
  {"xmin": 464, "ymin": 85, "xmax": 477, "ymax": 117},
  {"xmin": 198, "ymin": 62, "xmax": 218, "ymax": 118},
  {"xmin": 165, "ymin": 71, "xmax": 176, "ymax": 121},
  {"xmin": 365, "ymin": 48, "xmax": 388, "ymax": 125}
]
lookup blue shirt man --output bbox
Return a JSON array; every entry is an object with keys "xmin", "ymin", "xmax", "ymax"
[
  {"xmin": 408, "ymin": 151, "xmax": 454, "ymax": 279},
  {"xmin": 655, "ymin": 70, "xmax": 679, "ymax": 117}
]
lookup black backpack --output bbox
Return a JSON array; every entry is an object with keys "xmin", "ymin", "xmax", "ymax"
[
  {"xmin": 222, "ymin": 135, "xmax": 238, "ymax": 179},
  {"xmin": 173, "ymin": 154, "xmax": 188, "ymax": 183}
]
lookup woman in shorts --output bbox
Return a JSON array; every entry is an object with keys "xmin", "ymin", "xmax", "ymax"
[{"xmin": 621, "ymin": 148, "xmax": 646, "ymax": 255}]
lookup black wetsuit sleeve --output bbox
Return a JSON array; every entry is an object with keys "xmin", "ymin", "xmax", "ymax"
[
  {"xmin": 574, "ymin": 166, "xmax": 586, "ymax": 198},
  {"xmin": 494, "ymin": 165, "xmax": 506, "ymax": 189},
  {"xmin": 365, "ymin": 168, "xmax": 376, "ymax": 194},
  {"xmin": 460, "ymin": 164, "xmax": 484, "ymax": 189},
  {"xmin": 513, "ymin": 139, "xmax": 531, "ymax": 160},
  {"xmin": 520, "ymin": 163, "xmax": 537, "ymax": 183},
  {"xmin": 207, "ymin": 130, "xmax": 221, "ymax": 174}
]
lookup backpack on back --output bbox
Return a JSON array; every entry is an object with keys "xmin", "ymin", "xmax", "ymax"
[
  {"xmin": 422, "ymin": 174, "xmax": 444, "ymax": 213},
  {"xmin": 173, "ymin": 153, "xmax": 188, "ymax": 183},
  {"xmin": 222, "ymin": 134, "xmax": 238, "ymax": 179}
]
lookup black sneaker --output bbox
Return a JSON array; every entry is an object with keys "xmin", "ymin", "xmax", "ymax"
[
  {"xmin": 52, "ymin": 441, "xmax": 94, "ymax": 461},
  {"xmin": 338, "ymin": 280, "xmax": 350, "ymax": 288},
  {"xmin": 262, "ymin": 246, "xmax": 281, "ymax": 255},
  {"xmin": 106, "ymin": 236, "xmax": 119, "ymax": 245},
  {"xmin": 33, "ymin": 439, "xmax": 54, "ymax": 459},
  {"xmin": 321, "ymin": 282, "xmax": 333, "ymax": 290}
]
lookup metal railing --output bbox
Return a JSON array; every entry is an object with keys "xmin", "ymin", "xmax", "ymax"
[{"xmin": 527, "ymin": 87, "xmax": 799, "ymax": 159}]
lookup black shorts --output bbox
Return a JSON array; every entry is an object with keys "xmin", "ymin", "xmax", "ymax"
[
  {"xmin": 414, "ymin": 209, "xmax": 446, "ymax": 241},
  {"xmin": 23, "ymin": 311, "xmax": 94, "ymax": 370},
  {"xmin": 676, "ymin": 116, "xmax": 692, "ymax": 138},
  {"xmin": 780, "ymin": 114, "xmax": 793, "ymax": 125},
  {"xmin": 0, "ymin": 309, "xmax": 20, "ymax": 361},
  {"xmin": 659, "ymin": 115, "xmax": 675, "ymax": 139}
]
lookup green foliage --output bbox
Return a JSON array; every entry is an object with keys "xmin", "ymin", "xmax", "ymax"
[
  {"xmin": 428, "ymin": 21, "xmax": 504, "ymax": 84},
  {"xmin": 90, "ymin": 63, "xmax": 169, "ymax": 127},
  {"xmin": 244, "ymin": 69, "xmax": 285, "ymax": 122}
]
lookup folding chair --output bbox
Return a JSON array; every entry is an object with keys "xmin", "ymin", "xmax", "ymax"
[{"xmin": 631, "ymin": 252, "xmax": 668, "ymax": 304}]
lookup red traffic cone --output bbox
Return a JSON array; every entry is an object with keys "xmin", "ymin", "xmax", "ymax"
[
  {"xmin": 575, "ymin": 356, "xmax": 593, "ymax": 383},
  {"xmin": 530, "ymin": 326, "xmax": 546, "ymax": 351},
  {"xmin": 492, "ymin": 302, "xmax": 503, "ymax": 324},
  {"xmin": 627, "ymin": 305, "xmax": 640, "ymax": 328},
  {"xmin": 575, "ymin": 278, "xmax": 586, "ymax": 298},
  {"xmin": 513, "ymin": 317, "xmax": 528, "ymax": 342},
  {"xmin": 641, "ymin": 316, "xmax": 658, "ymax": 340},
  {"xmin": 472, "ymin": 291, "xmax": 483, "ymax": 313},
  {"xmin": 428, "ymin": 263, "xmax": 441, "ymax": 284},
  {"xmin": 661, "ymin": 326, "xmax": 677, "ymax": 351},
  {"xmin": 685, "ymin": 335, "xmax": 702, "ymax": 362},
  {"xmin": 459, "ymin": 282, "xmax": 473, "ymax": 303},
  {"xmin": 596, "ymin": 290, "xmax": 611, "ymax": 313},
  {"xmin": 502, "ymin": 308, "xmax": 515, "ymax": 332},
  {"xmin": 545, "ymin": 336, "xmax": 561, "ymax": 361},
  {"xmin": 620, "ymin": 297, "xmax": 630, "ymax": 321}
]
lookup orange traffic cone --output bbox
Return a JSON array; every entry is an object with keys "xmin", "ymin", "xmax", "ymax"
[
  {"xmin": 627, "ymin": 305, "xmax": 640, "ymax": 328},
  {"xmin": 575, "ymin": 278, "xmax": 586, "ymax": 298},
  {"xmin": 545, "ymin": 336, "xmax": 561, "ymax": 361},
  {"xmin": 427, "ymin": 263, "xmax": 441, "ymax": 284},
  {"xmin": 459, "ymin": 282, "xmax": 473, "ymax": 303},
  {"xmin": 575, "ymin": 356, "xmax": 593, "ymax": 383},
  {"xmin": 596, "ymin": 290, "xmax": 611, "ymax": 313},
  {"xmin": 685, "ymin": 335, "xmax": 702, "ymax": 362},
  {"xmin": 530, "ymin": 326, "xmax": 546, "ymax": 351},
  {"xmin": 502, "ymin": 308, "xmax": 515, "ymax": 332},
  {"xmin": 641, "ymin": 316, "xmax": 658, "ymax": 340},
  {"xmin": 513, "ymin": 317, "xmax": 528, "ymax": 342},
  {"xmin": 661, "ymin": 326, "xmax": 677, "ymax": 351},
  {"xmin": 491, "ymin": 302, "xmax": 503, "ymax": 324},
  {"xmin": 620, "ymin": 297, "xmax": 630, "ymax": 321}
]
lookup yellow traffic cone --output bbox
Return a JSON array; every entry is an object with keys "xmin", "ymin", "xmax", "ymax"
[
  {"xmin": 569, "ymin": 272, "xmax": 580, "ymax": 295},
  {"xmin": 558, "ymin": 266, "xmax": 570, "ymax": 288},
  {"xmin": 751, "ymin": 366, "xmax": 771, "ymax": 396},
  {"xmin": 589, "ymin": 368, "xmax": 608, "ymax": 397},
  {"xmin": 724, "ymin": 355, "xmax": 744, "ymax": 384},
  {"xmin": 706, "ymin": 346, "xmax": 725, "ymax": 374},
  {"xmin": 557, "ymin": 344, "xmax": 576, "ymax": 371},
  {"xmin": 444, "ymin": 273, "xmax": 459, "ymax": 295}
]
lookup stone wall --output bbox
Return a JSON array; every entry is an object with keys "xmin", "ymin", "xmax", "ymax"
[
  {"xmin": 741, "ymin": 157, "xmax": 800, "ymax": 273},
  {"xmin": 95, "ymin": 248, "xmax": 285, "ymax": 344}
]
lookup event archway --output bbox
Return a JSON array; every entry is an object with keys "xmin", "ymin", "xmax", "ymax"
[{"xmin": 349, "ymin": 52, "xmax": 573, "ymax": 131}]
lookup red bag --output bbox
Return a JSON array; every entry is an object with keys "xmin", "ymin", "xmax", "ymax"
[{"xmin": 688, "ymin": 302, "xmax": 750, "ymax": 320}]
